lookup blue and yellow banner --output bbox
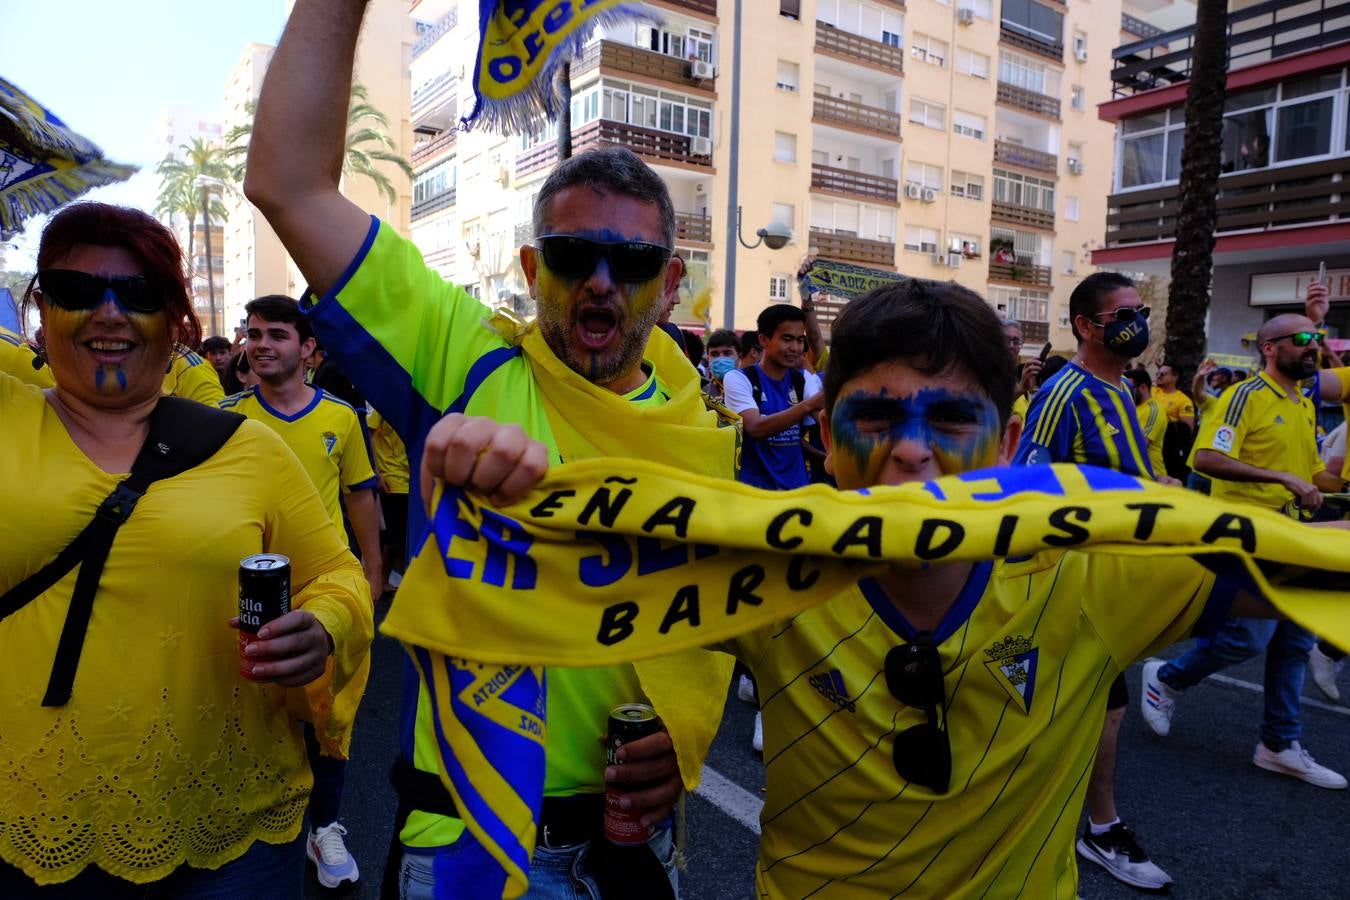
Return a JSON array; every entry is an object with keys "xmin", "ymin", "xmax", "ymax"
[
  {"xmin": 0, "ymin": 78, "xmax": 136, "ymax": 240},
  {"xmin": 384, "ymin": 460, "xmax": 1350, "ymax": 895},
  {"xmin": 465, "ymin": 0, "xmax": 648, "ymax": 133},
  {"xmin": 800, "ymin": 258, "xmax": 907, "ymax": 302}
]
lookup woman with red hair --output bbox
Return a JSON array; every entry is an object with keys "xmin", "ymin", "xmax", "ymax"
[{"xmin": 0, "ymin": 202, "xmax": 373, "ymax": 897}]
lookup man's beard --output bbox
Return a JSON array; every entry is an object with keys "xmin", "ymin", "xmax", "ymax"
[
  {"xmin": 539, "ymin": 297, "xmax": 663, "ymax": 384},
  {"xmin": 1275, "ymin": 351, "xmax": 1319, "ymax": 381}
]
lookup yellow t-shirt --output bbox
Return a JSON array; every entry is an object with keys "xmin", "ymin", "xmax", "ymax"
[
  {"xmin": 1011, "ymin": 391, "xmax": 1030, "ymax": 424},
  {"xmin": 0, "ymin": 372, "xmax": 372, "ymax": 885},
  {"xmin": 0, "ymin": 327, "xmax": 55, "ymax": 388},
  {"xmin": 163, "ymin": 349, "xmax": 225, "ymax": 406},
  {"xmin": 368, "ymin": 409, "xmax": 410, "ymax": 495},
  {"xmin": 726, "ymin": 552, "xmax": 1221, "ymax": 899},
  {"xmin": 219, "ymin": 386, "xmax": 377, "ymax": 538},
  {"xmin": 1137, "ymin": 398, "xmax": 1167, "ymax": 481},
  {"xmin": 1152, "ymin": 386, "xmax": 1195, "ymax": 423},
  {"xmin": 1194, "ymin": 370, "xmax": 1324, "ymax": 511}
]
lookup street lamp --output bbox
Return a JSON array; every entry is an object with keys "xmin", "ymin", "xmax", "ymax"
[
  {"xmin": 736, "ymin": 206, "xmax": 792, "ymax": 250},
  {"xmin": 194, "ymin": 175, "xmax": 226, "ymax": 337}
]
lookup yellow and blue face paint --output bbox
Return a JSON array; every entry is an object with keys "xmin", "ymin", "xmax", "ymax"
[{"xmin": 43, "ymin": 288, "xmax": 169, "ymax": 396}]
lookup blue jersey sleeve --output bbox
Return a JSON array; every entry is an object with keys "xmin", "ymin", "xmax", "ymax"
[{"xmin": 1013, "ymin": 382, "xmax": 1076, "ymax": 465}]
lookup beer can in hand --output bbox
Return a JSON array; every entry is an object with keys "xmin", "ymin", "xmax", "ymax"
[
  {"xmin": 238, "ymin": 553, "xmax": 291, "ymax": 680},
  {"xmin": 604, "ymin": 702, "xmax": 660, "ymax": 845}
]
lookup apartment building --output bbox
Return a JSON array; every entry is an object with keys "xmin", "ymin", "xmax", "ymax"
[
  {"xmin": 221, "ymin": 0, "xmax": 414, "ymax": 331},
  {"xmin": 1093, "ymin": 0, "xmax": 1350, "ymax": 366},
  {"xmin": 409, "ymin": 0, "xmax": 1173, "ymax": 348}
]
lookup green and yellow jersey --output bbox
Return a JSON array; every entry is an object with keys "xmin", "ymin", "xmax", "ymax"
[{"xmin": 725, "ymin": 553, "xmax": 1228, "ymax": 899}]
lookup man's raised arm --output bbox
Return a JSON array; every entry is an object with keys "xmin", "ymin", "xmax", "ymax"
[{"xmin": 244, "ymin": 0, "xmax": 373, "ymax": 296}]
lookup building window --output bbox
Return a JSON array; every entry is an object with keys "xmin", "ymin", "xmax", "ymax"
[
  {"xmin": 1070, "ymin": 85, "xmax": 1086, "ymax": 111},
  {"xmin": 951, "ymin": 171, "xmax": 985, "ymax": 200},
  {"xmin": 773, "ymin": 131, "xmax": 797, "ymax": 163},
  {"xmin": 911, "ymin": 34, "xmax": 949, "ymax": 68},
  {"xmin": 601, "ymin": 81, "xmax": 712, "ymax": 140},
  {"xmin": 999, "ymin": 52, "xmax": 1060, "ymax": 97},
  {"xmin": 1119, "ymin": 108, "xmax": 1185, "ymax": 189},
  {"xmin": 903, "ymin": 226, "xmax": 940, "ymax": 254},
  {"xmin": 1064, "ymin": 195, "xmax": 1080, "ymax": 221},
  {"xmin": 779, "ymin": 0, "xmax": 800, "ymax": 20},
  {"xmin": 1061, "ymin": 250, "xmax": 1076, "ymax": 274},
  {"xmin": 958, "ymin": 0, "xmax": 993, "ymax": 20},
  {"xmin": 769, "ymin": 274, "xmax": 790, "ymax": 301},
  {"xmin": 988, "ymin": 286, "xmax": 1050, "ymax": 323},
  {"xmin": 772, "ymin": 202, "xmax": 795, "ymax": 237},
  {"xmin": 952, "ymin": 110, "xmax": 986, "ymax": 140},
  {"xmin": 1001, "ymin": 0, "xmax": 1063, "ymax": 45},
  {"xmin": 956, "ymin": 49, "xmax": 990, "ymax": 80},
  {"xmin": 881, "ymin": 30, "xmax": 902, "ymax": 48},
  {"xmin": 776, "ymin": 60, "xmax": 799, "ymax": 92},
  {"xmin": 994, "ymin": 168, "xmax": 1055, "ymax": 211},
  {"xmin": 951, "ymin": 232, "xmax": 982, "ymax": 257},
  {"xmin": 906, "ymin": 161, "xmax": 944, "ymax": 191},
  {"xmin": 909, "ymin": 97, "xmax": 946, "ymax": 130}
]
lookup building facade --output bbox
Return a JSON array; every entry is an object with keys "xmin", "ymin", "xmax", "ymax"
[
  {"xmin": 409, "ymin": 0, "xmax": 1177, "ymax": 347},
  {"xmin": 1092, "ymin": 0, "xmax": 1349, "ymax": 368}
]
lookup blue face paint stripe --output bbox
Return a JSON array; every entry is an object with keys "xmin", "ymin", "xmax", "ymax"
[{"xmin": 831, "ymin": 387, "xmax": 1001, "ymax": 475}]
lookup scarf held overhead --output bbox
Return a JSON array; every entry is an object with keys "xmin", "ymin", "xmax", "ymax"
[{"xmin": 383, "ymin": 460, "xmax": 1350, "ymax": 897}]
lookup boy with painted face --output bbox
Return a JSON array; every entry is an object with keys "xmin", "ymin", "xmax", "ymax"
[{"xmin": 715, "ymin": 279, "xmax": 1253, "ymax": 897}]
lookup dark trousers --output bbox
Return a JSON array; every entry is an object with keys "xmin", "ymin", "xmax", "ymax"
[{"xmin": 304, "ymin": 722, "xmax": 346, "ymax": 828}]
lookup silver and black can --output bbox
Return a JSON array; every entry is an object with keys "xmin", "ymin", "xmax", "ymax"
[
  {"xmin": 238, "ymin": 553, "xmax": 291, "ymax": 680},
  {"xmin": 603, "ymin": 702, "xmax": 660, "ymax": 845}
]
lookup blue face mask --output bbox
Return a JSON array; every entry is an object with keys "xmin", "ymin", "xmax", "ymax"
[
  {"xmin": 710, "ymin": 357, "xmax": 737, "ymax": 380},
  {"xmin": 1102, "ymin": 310, "xmax": 1150, "ymax": 358}
]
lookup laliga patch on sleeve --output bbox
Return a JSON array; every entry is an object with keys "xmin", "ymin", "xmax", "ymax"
[{"xmin": 1212, "ymin": 425, "xmax": 1236, "ymax": 453}]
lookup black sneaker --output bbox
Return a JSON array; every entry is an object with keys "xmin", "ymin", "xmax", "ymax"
[{"xmin": 1076, "ymin": 822, "xmax": 1172, "ymax": 890}]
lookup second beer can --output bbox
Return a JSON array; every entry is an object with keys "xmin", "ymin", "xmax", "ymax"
[
  {"xmin": 238, "ymin": 553, "xmax": 291, "ymax": 680},
  {"xmin": 603, "ymin": 702, "xmax": 660, "ymax": 845}
]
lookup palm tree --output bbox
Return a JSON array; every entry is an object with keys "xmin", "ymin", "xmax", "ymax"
[
  {"xmin": 224, "ymin": 83, "xmax": 412, "ymax": 205},
  {"xmin": 1164, "ymin": 0, "xmax": 1229, "ymax": 387},
  {"xmin": 156, "ymin": 138, "xmax": 235, "ymax": 335}
]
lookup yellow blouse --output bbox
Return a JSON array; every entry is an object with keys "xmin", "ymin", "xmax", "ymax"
[{"xmin": 0, "ymin": 373, "xmax": 373, "ymax": 885}]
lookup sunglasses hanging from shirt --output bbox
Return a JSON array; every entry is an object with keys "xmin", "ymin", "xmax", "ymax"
[
  {"xmin": 36, "ymin": 269, "xmax": 169, "ymax": 315},
  {"xmin": 886, "ymin": 634, "xmax": 953, "ymax": 794},
  {"xmin": 534, "ymin": 235, "xmax": 672, "ymax": 284}
]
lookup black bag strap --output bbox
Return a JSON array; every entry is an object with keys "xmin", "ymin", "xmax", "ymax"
[{"xmin": 0, "ymin": 397, "xmax": 244, "ymax": 706}]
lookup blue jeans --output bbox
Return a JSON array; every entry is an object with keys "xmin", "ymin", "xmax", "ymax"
[
  {"xmin": 1159, "ymin": 617, "xmax": 1315, "ymax": 750},
  {"xmin": 0, "ymin": 830, "xmax": 305, "ymax": 899},
  {"xmin": 399, "ymin": 826, "xmax": 678, "ymax": 900}
]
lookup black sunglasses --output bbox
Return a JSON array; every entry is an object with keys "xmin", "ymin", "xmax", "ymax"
[
  {"xmin": 885, "ymin": 635, "xmax": 951, "ymax": 793},
  {"xmin": 37, "ymin": 269, "xmax": 168, "ymax": 315},
  {"xmin": 1269, "ymin": 330, "xmax": 1327, "ymax": 348},
  {"xmin": 1092, "ymin": 305, "xmax": 1150, "ymax": 323},
  {"xmin": 534, "ymin": 235, "xmax": 672, "ymax": 284}
]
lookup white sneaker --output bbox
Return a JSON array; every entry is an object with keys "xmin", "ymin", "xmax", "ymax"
[
  {"xmin": 751, "ymin": 711, "xmax": 763, "ymax": 753},
  {"xmin": 1253, "ymin": 741, "xmax": 1348, "ymax": 790},
  {"xmin": 307, "ymin": 822, "xmax": 360, "ymax": 888},
  {"xmin": 1140, "ymin": 659, "xmax": 1178, "ymax": 737},
  {"xmin": 1308, "ymin": 645, "xmax": 1343, "ymax": 702},
  {"xmin": 737, "ymin": 674, "xmax": 757, "ymax": 704}
]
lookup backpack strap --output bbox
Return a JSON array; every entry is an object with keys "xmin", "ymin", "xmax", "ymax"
[
  {"xmin": 790, "ymin": 368, "xmax": 806, "ymax": 405},
  {"xmin": 743, "ymin": 364, "xmax": 764, "ymax": 408},
  {"xmin": 0, "ymin": 397, "xmax": 244, "ymax": 706}
]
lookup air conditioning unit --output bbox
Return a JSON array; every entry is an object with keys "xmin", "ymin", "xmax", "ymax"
[
  {"xmin": 947, "ymin": 251, "xmax": 963, "ymax": 268},
  {"xmin": 690, "ymin": 60, "xmax": 714, "ymax": 80},
  {"xmin": 904, "ymin": 182, "xmax": 923, "ymax": 200},
  {"xmin": 690, "ymin": 135, "xmax": 713, "ymax": 156},
  {"xmin": 1068, "ymin": 159, "xmax": 1083, "ymax": 175},
  {"xmin": 1058, "ymin": 313, "xmax": 1071, "ymax": 328},
  {"xmin": 921, "ymin": 187, "xmax": 938, "ymax": 203},
  {"xmin": 1074, "ymin": 47, "xmax": 1088, "ymax": 62},
  {"xmin": 957, "ymin": 7, "xmax": 975, "ymax": 25},
  {"xmin": 931, "ymin": 253, "xmax": 948, "ymax": 267}
]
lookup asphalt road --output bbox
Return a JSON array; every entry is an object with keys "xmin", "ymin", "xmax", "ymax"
[{"xmin": 310, "ymin": 609, "xmax": 1350, "ymax": 899}]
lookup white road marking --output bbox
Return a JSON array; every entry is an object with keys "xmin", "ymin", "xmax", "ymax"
[
  {"xmin": 1206, "ymin": 673, "xmax": 1350, "ymax": 717},
  {"xmin": 695, "ymin": 766, "xmax": 763, "ymax": 834}
]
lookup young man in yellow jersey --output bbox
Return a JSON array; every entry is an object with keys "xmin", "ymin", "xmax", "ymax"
[
  {"xmin": 1127, "ymin": 367, "xmax": 1168, "ymax": 482},
  {"xmin": 1152, "ymin": 363, "xmax": 1196, "ymax": 431},
  {"xmin": 1142, "ymin": 312, "xmax": 1349, "ymax": 789},
  {"xmin": 220, "ymin": 294, "xmax": 382, "ymax": 888}
]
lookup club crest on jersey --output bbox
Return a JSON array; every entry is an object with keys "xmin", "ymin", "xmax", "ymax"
[
  {"xmin": 808, "ymin": 668, "xmax": 856, "ymax": 713},
  {"xmin": 322, "ymin": 431, "xmax": 338, "ymax": 456},
  {"xmin": 984, "ymin": 634, "xmax": 1038, "ymax": 714}
]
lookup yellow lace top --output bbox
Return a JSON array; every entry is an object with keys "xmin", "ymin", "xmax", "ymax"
[{"xmin": 0, "ymin": 375, "xmax": 373, "ymax": 885}]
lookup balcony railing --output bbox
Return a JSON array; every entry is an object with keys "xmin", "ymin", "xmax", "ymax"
[
  {"xmin": 812, "ymin": 93, "xmax": 902, "ymax": 138},
  {"xmin": 675, "ymin": 211, "xmax": 712, "ymax": 243},
  {"xmin": 1112, "ymin": 0, "xmax": 1350, "ymax": 97},
  {"xmin": 412, "ymin": 72, "xmax": 457, "ymax": 119},
  {"xmin": 412, "ymin": 9, "xmax": 457, "ymax": 59},
  {"xmin": 516, "ymin": 119, "xmax": 714, "ymax": 178},
  {"xmin": 1020, "ymin": 320, "xmax": 1050, "ymax": 344},
  {"xmin": 994, "ymin": 141, "xmax": 1058, "ymax": 176},
  {"xmin": 411, "ymin": 187, "xmax": 456, "ymax": 221},
  {"xmin": 996, "ymin": 82, "xmax": 1061, "ymax": 119},
  {"xmin": 412, "ymin": 129, "xmax": 457, "ymax": 167},
  {"xmin": 811, "ymin": 162, "xmax": 899, "ymax": 202},
  {"xmin": 808, "ymin": 228, "xmax": 896, "ymax": 267},
  {"xmin": 1105, "ymin": 157, "xmax": 1350, "ymax": 246},
  {"xmin": 1000, "ymin": 23, "xmax": 1064, "ymax": 63},
  {"xmin": 989, "ymin": 259, "xmax": 1053, "ymax": 287},
  {"xmin": 814, "ymin": 22, "xmax": 905, "ymax": 75},
  {"xmin": 1120, "ymin": 12, "xmax": 1163, "ymax": 41},
  {"xmin": 661, "ymin": 0, "xmax": 718, "ymax": 16},
  {"xmin": 991, "ymin": 200, "xmax": 1056, "ymax": 231},
  {"xmin": 573, "ymin": 40, "xmax": 714, "ymax": 90}
]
